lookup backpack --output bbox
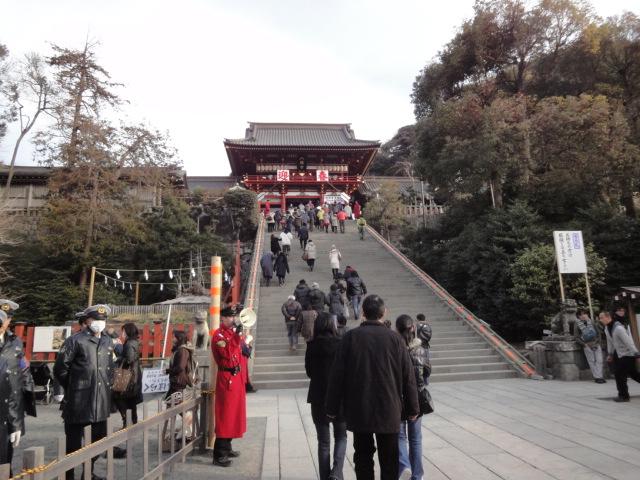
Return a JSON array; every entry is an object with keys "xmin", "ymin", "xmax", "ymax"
[
  {"xmin": 185, "ymin": 350, "xmax": 200, "ymax": 387},
  {"xmin": 577, "ymin": 320, "xmax": 597, "ymax": 343}
]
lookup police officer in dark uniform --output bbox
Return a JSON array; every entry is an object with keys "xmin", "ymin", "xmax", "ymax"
[
  {"xmin": 0, "ymin": 299, "xmax": 33, "ymax": 474},
  {"xmin": 54, "ymin": 304, "xmax": 114, "ymax": 480}
]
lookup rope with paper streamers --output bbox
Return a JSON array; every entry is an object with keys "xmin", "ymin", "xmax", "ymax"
[{"xmin": 95, "ymin": 267, "xmax": 231, "ymax": 293}]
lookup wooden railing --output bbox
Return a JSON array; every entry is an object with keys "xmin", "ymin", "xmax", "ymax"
[
  {"xmin": 242, "ymin": 174, "xmax": 361, "ymax": 185},
  {"xmin": 1, "ymin": 385, "xmax": 212, "ymax": 480}
]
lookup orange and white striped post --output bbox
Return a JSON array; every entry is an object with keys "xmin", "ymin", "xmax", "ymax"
[{"xmin": 208, "ymin": 256, "xmax": 222, "ymax": 448}]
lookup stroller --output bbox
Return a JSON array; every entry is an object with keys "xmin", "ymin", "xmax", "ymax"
[{"xmin": 30, "ymin": 362, "xmax": 54, "ymax": 404}]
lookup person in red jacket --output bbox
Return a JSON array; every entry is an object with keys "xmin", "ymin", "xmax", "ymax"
[
  {"xmin": 336, "ymin": 209, "xmax": 347, "ymax": 233},
  {"xmin": 211, "ymin": 304, "xmax": 247, "ymax": 467},
  {"xmin": 353, "ymin": 201, "xmax": 361, "ymax": 219}
]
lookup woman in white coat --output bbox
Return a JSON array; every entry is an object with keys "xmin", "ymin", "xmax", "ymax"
[{"xmin": 329, "ymin": 244, "xmax": 342, "ymax": 279}]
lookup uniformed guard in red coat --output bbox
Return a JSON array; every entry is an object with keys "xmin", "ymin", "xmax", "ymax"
[{"xmin": 211, "ymin": 304, "xmax": 247, "ymax": 467}]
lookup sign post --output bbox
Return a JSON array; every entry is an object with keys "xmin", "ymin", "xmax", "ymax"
[{"xmin": 553, "ymin": 231, "xmax": 593, "ymax": 318}]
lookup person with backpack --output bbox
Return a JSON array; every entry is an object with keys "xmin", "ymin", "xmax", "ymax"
[
  {"xmin": 346, "ymin": 271, "xmax": 367, "ymax": 320},
  {"xmin": 574, "ymin": 309, "xmax": 605, "ymax": 384},
  {"xmin": 599, "ymin": 311, "xmax": 640, "ymax": 402},
  {"xmin": 163, "ymin": 330, "xmax": 198, "ymax": 450},
  {"xmin": 299, "ymin": 223, "xmax": 310, "ymax": 249},
  {"xmin": 211, "ymin": 304, "xmax": 247, "ymax": 466}
]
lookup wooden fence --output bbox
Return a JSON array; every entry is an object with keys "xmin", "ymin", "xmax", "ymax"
[
  {"xmin": 13, "ymin": 323, "xmax": 198, "ymax": 363},
  {"xmin": 109, "ymin": 304, "xmax": 209, "ymax": 316},
  {"xmin": 0, "ymin": 385, "xmax": 212, "ymax": 480}
]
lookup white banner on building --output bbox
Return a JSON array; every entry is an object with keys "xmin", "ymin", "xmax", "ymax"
[
  {"xmin": 324, "ymin": 193, "xmax": 350, "ymax": 204},
  {"xmin": 553, "ymin": 231, "xmax": 588, "ymax": 274},
  {"xmin": 316, "ymin": 170, "xmax": 329, "ymax": 182},
  {"xmin": 276, "ymin": 169, "xmax": 290, "ymax": 182}
]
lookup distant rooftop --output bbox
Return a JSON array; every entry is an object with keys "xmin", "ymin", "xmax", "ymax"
[{"xmin": 224, "ymin": 122, "xmax": 380, "ymax": 148}]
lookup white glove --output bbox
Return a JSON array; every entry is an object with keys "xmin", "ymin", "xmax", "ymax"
[{"xmin": 10, "ymin": 431, "xmax": 21, "ymax": 447}]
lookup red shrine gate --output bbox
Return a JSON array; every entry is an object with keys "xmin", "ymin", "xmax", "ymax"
[{"xmin": 224, "ymin": 122, "xmax": 380, "ymax": 207}]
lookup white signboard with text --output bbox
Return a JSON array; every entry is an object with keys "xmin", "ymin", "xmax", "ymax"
[
  {"xmin": 553, "ymin": 231, "xmax": 588, "ymax": 274},
  {"xmin": 141, "ymin": 368, "xmax": 170, "ymax": 394},
  {"xmin": 33, "ymin": 326, "xmax": 72, "ymax": 352}
]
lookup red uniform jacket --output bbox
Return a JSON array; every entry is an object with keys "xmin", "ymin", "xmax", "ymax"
[{"xmin": 212, "ymin": 324, "xmax": 247, "ymax": 438}]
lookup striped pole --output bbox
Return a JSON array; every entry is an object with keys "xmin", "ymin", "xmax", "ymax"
[{"xmin": 208, "ymin": 256, "xmax": 222, "ymax": 448}]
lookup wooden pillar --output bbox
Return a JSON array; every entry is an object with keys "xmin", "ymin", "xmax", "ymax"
[{"xmin": 87, "ymin": 266, "xmax": 96, "ymax": 307}]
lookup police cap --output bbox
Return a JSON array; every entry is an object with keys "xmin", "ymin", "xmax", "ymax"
[
  {"xmin": 83, "ymin": 304, "xmax": 111, "ymax": 320},
  {"xmin": 0, "ymin": 299, "xmax": 19, "ymax": 316}
]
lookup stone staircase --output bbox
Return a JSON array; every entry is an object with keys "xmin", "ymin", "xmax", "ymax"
[{"xmin": 251, "ymin": 221, "xmax": 518, "ymax": 390}]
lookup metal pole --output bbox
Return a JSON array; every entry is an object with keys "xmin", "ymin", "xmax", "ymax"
[
  {"xmin": 159, "ymin": 305, "xmax": 172, "ymax": 371},
  {"xmin": 208, "ymin": 256, "xmax": 222, "ymax": 448},
  {"xmin": 584, "ymin": 272, "xmax": 594, "ymax": 320},
  {"xmin": 87, "ymin": 266, "xmax": 96, "ymax": 307}
]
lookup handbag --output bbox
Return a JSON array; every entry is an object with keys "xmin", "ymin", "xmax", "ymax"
[
  {"xmin": 112, "ymin": 366, "xmax": 133, "ymax": 393},
  {"xmin": 302, "ymin": 252, "xmax": 308, "ymax": 261},
  {"xmin": 418, "ymin": 386, "xmax": 434, "ymax": 415}
]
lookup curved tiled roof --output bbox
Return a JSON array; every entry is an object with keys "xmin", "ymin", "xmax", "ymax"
[{"xmin": 225, "ymin": 122, "xmax": 380, "ymax": 148}]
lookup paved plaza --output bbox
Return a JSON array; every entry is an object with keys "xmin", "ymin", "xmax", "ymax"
[
  {"xmin": 11, "ymin": 378, "xmax": 640, "ymax": 479},
  {"xmin": 248, "ymin": 378, "xmax": 640, "ymax": 480}
]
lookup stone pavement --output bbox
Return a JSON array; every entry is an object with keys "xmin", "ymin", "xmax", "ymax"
[
  {"xmin": 12, "ymin": 378, "xmax": 640, "ymax": 479},
  {"xmin": 248, "ymin": 378, "xmax": 640, "ymax": 480}
]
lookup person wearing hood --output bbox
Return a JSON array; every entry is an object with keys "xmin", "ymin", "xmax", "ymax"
[
  {"xmin": 304, "ymin": 240, "xmax": 317, "ymax": 271},
  {"xmin": 0, "ymin": 299, "xmax": 35, "ymax": 474},
  {"xmin": 309, "ymin": 282, "xmax": 327, "ymax": 313},
  {"xmin": 54, "ymin": 304, "xmax": 114, "ymax": 480},
  {"xmin": 395, "ymin": 315, "xmax": 430, "ymax": 480},
  {"xmin": 305, "ymin": 313, "xmax": 347, "ymax": 480},
  {"xmin": 212, "ymin": 304, "xmax": 247, "ymax": 466},
  {"xmin": 329, "ymin": 245, "xmax": 342, "ymax": 279},
  {"xmin": 260, "ymin": 251, "xmax": 275, "ymax": 287}
]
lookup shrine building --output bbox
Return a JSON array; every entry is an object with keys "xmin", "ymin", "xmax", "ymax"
[{"xmin": 224, "ymin": 122, "xmax": 380, "ymax": 208}]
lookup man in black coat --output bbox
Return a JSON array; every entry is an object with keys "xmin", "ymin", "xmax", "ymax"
[
  {"xmin": 0, "ymin": 299, "xmax": 35, "ymax": 475},
  {"xmin": 326, "ymin": 295, "xmax": 419, "ymax": 480},
  {"xmin": 54, "ymin": 304, "xmax": 114, "ymax": 480},
  {"xmin": 294, "ymin": 279, "xmax": 311, "ymax": 310}
]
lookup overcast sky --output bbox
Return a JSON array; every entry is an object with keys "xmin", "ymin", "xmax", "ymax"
[{"xmin": 1, "ymin": 0, "xmax": 635, "ymax": 175}]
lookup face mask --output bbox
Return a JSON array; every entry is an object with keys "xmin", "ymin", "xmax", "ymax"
[{"xmin": 89, "ymin": 320, "xmax": 106, "ymax": 334}]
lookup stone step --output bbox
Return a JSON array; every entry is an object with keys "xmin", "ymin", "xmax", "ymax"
[
  {"xmin": 430, "ymin": 348, "xmax": 494, "ymax": 358},
  {"xmin": 251, "ymin": 221, "xmax": 519, "ymax": 388}
]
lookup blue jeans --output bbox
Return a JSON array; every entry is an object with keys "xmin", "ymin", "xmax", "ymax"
[
  {"xmin": 314, "ymin": 418, "xmax": 347, "ymax": 480},
  {"xmin": 351, "ymin": 295, "xmax": 362, "ymax": 320},
  {"xmin": 398, "ymin": 417, "xmax": 423, "ymax": 480},
  {"xmin": 286, "ymin": 321, "xmax": 298, "ymax": 347}
]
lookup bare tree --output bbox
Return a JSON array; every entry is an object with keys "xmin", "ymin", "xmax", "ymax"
[{"xmin": 3, "ymin": 54, "xmax": 52, "ymax": 193}]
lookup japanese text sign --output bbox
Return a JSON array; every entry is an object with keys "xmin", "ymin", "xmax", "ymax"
[
  {"xmin": 316, "ymin": 169, "xmax": 329, "ymax": 182},
  {"xmin": 276, "ymin": 170, "xmax": 290, "ymax": 182},
  {"xmin": 141, "ymin": 368, "xmax": 170, "ymax": 394},
  {"xmin": 553, "ymin": 231, "xmax": 588, "ymax": 274}
]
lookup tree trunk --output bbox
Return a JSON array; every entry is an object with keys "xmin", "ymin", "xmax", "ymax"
[
  {"xmin": 79, "ymin": 175, "xmax": 99, "ymax": 288},
  {"xmin": 490, "ymin": 172, "xmax": 504, "ymax": 209},
  {"xmin": 68, "ymin": 47, "xmax": 88, "ymax": 167}
]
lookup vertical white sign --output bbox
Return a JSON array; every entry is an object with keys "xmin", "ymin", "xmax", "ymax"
[{"xmin": 553, "ymin": 231, "xmax": 588, "ymax": 274}]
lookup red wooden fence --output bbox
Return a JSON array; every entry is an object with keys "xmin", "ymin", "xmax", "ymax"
[{"xmin": 12, "ymin": 323, "xmax": 196, "ymax": 363}]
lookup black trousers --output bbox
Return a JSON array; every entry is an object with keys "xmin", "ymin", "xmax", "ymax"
[
  {"xmin": 0, "ymin": 425, "xmax": 11, "ymax": 473},
  {"xmin": 613, "ymin": 353, "xmax": 640, "ymax": 399},
  {"xmin": 213, "ymin": 437, "xmax": 233, "ymax": 459},
  {"xmin": 352, "ymin": 432, "xmax": 398, "ymax": 480},
  {"xmin": 64, "ymin": 421, "xmax": 107, "ymax": 480}
]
